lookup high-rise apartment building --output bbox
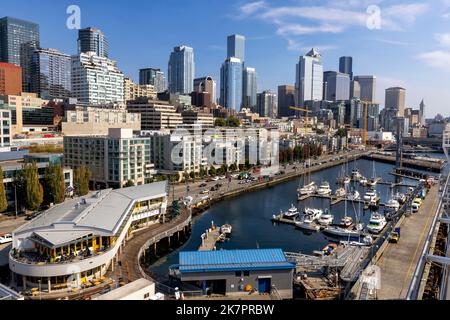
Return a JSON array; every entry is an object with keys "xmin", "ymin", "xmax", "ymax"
[
  {"xmin": 139, "ymin": 68, "xmax": 166, "ymax": 92},
  {"xmin": 339, "ymin": 56, "xmax": 353, "ymax": 80},
  {"xmin": 30, "ymin": 48, "xmax": 71, "ymax": 99},
  {"xmin": 193, "ymin": 76, "xmax": 216, "ymax": 107},
  {"xmin": 78, "ymin": 27, "xmax": 108, "ymax": 58},
  {"xmin": 295, "ymin": 48, "xmax": 323, "ymax": 107},
  {"xmin": 71, "ymin": 52, "xmax": 124, "ymax": 106},
  {"xmin": 385, "ymin": 87, "xmax": 406, "ymax": 117},
  {"xmin": 323, "ymin": 71, "xmax": 350, "ymax": 101},
  {"xmin": 277, "ymin": 85, "xmax": 296, "ymax": 117},
  {"xmin": 242, "ymin": 67, "xmax": 257, "ymax": 110},
  {"xmin": 227, "ymin": 34, "xmax": 245, "ymax": 62},
  {"xmin": 353, "ymin": 75, "xmax": 376, "ymax": 103},
  {"xmin": 168, "ymin": 46, "xmax": 194, "ymax": 94},
  {"xmin": 257, "ymin": 90, "xmax": 277, "ymax": 118},
  {"xmin": 0, "ymin": 62, "xmax": 22, "ymax": 95},
  {"xmin": 420, "ymin": 99, "xmax": 425, "ymax": 126},
  {"xmin": 220, "ymin": 57, "xmax": 243, "ymax": 111}
]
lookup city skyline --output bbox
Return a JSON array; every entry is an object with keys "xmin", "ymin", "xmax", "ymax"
[{"xmin": 0, "ymin": 0, "xmax": 449, "ymax": 118}]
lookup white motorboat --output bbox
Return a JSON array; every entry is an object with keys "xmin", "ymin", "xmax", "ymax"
[
  {"xmin": 335, "ymin": 187, "xmax": 347, "ymax": 198},
  {"xmin": 347, "ymin": 190, "xmax": 360, "ymax": 201},
  {"xmin": 343, "ymin": 176, "xmax": 351, "ymax": 185},
  {"xmin": 317, "ymin": 211, "xmax": 334, "ymax": 226},
  {"xmin": 359, "ymin": 176, "xmax": 368, "ymax": 185},
  {"xmin": 367, "ymin": 212, "xmax": 387, "ymax": 234},
  {"xmin": 351, "ymin": 169, "xmax": 362, "ymax": 180},
  {"xmin": 296, "ymin": 216, "xmax": 321, "ymax": 231},
  {"xmin": 298, "ymin": 182, "xmax": 317, "ymax": 197},
  {"xmin": 220, "ymin": 224, "xmax": 232, "ymax": 235},
  {"xmin": 393, "ymin": 192, "xmax": 407, "ymax": 204},
  {"xmin": 281, "ymin": 204, "xmax": 300, "ymax": 219},
  {"xmin": 385, "ymin": 199, "xmax": 400, "ymax": 211},
  {"xmin": 341, "ymin": 235, "xmax": 373, "ymax": 247},
  {"xmin": 323, "ymin": 226, "xmax": 362, "ymax": 238},
  {"xmin": 303, "ymin": 208, "xmax": 323, "ymax": 221},
  {"xmin": 316, "ymin": 181, "xmax": 332, "ymax": 196},
  {"xmin": 340, "ymin": 216, "xmax": 353, "ymax": 227},
  {"xmin": 367, "ymin": 178, "xmax": 377, "ymax": 187},
  {"xmin": 363, "ymin": 189, "xmax": 378, "ymax": 202}
]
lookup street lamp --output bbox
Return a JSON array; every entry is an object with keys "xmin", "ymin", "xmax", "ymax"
[{"xmin": 38, "ymin": 279, "xmax": 42, "ymax": 300}]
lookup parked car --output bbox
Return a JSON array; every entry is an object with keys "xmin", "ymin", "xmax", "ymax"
[
  {"xmin": 389, "ymin": 228, "xmax": 401, "ymax": 243},
  {"xmin": 0, "ymin": 233, "xmax": 12, "ymax": 244},
  {"xmin": 199, "ymin": 183, "xmax": 208, "ymax": 188},
  {"xmin": 200, "ymin": 189, "xmax": 209, "ymax": 194}
]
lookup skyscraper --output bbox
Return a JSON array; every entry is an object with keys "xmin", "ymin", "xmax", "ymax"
[
  {"xmin": 139, "ymin": 68, "xmax": 166, "ymax": 92},
  {"xmin": 420, "ymin": 99, "xmax": 425, "ymax": 126},
  {"xmin": 295, "ymin": 48, "xmax": 323, "ymax": 107},
  {"xmin": 220, "ymin": 57, "xmax": 242, "ymax": 111},
  {"xmin": 353, "ymin": 75, "xmax": 376, "ymax": 103},
  {"xmin": 78, "ymin": 27, "xmax": 109, "ymax": 58},
  {"xmin": 277, "ymin": 85, "xmax": 296, "ymax": 117},
  {"xmin": 71, "ymin": 52, "xmax": 124, "ymax": 106},
  {"xmin": 0, "ymin": 17, "xmax": 40, "ymax": 66},
  {"xmin": 257, "ymin": 90, "xmax": 277, "ymax": 118},
  {"xmin": 350, "ymin": 80, "xmax": 361, "ymax": 99},
  {"xmin": 242, "ymin": 67, "xmax": 257, "ymax": 110},
  {"xmin": 193, "ymin": 76, "xmax": 216, "ymax": 107},
  {"xmin": 339, "ymin": 56, "xmax": 353, "ymax": 80},
  {"xmin": 168, "ymin": 45, "xmax": 194, "ymax": 94},
  {"xmin": 30, "ymin": 48, "xmax": 71, "ymax": 99},
  {"xmin": 227, "ymin": 34, "xmax": 245, "ymax": 62},
  {"xmin": 323, "ymin": 71, "xmax": 350, "ymax": 101},
  {"xmin": 385, "ymin": 87, "xmax": 406, "ymax": 116},
  {"xmin": 0, "ymin": 17, "xmax": 40, "ymax": 92}
]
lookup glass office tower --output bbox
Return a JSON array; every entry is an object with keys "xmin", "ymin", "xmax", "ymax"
[
  {"xmin": 78, "ymin": 27, "xmax": 109, "ymax": 58},
  {"xmin": 220, "ymin": 57, "xmax": 243, "ymax": 111},
  {"xmin": 168, "ymin": 46, "xmax": 194, "ymax": 94}
]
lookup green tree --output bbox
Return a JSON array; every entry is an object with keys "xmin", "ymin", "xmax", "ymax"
[
  {"xmin": 0, "ymin": 168, "xmax": 7, "ymax": 213},
  {"xmin": 214, "ymin": 118, "xmax": 226, "ymax": 127},
  {"xmin": 44, "ymin": 162, "xmax": 66, "ymax": 205},
  {"xmin": 74, "ymin": 166, "xmax": 91, "ymax": 196},
  {"xmin": 226, "ymin": 116, "xmax": 240, "ymax": 127},
  {"xmin": 229, "ymin": 163, "xmax": 238, "ymax": 172},
  {"xmin": 335, "ymin": 128, "xmax": 347, "ymax": 137},
  {"xmin": 209, "ymin": 166, "xmax": 217, "ymax": 176},
  {"xmin": 23, "ymin": 162, "xmax": 44, "ymax": 211},
  {"xmin": 124, "ymin": 180, "xmax": 135, "ymax": 188}
]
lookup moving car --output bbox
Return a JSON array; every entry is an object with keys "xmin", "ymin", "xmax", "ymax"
[{"xmin": 389, "ymin": 228, "xmax": 401, "ymax": 243}]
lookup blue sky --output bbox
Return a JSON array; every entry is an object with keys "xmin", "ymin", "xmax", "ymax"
[{"xmin": 3, "ymin": 0, "xmax": 450, "ymax": 117}]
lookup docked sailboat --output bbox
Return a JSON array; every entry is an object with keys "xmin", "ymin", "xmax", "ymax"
[
  {"xmin": 367, "ymin": 212, "xmax": 387, "ymax": 234},
  {"xmin": 347, "ymin": 189, "xmax": 360, "ymax": 201},
  {"xmin": 297, "ymin": 182, "xmax": 317, "ymax": 197},
  {"xmin": 323, "ymin": 226, "xmax": 362, "ymax": 238},
  {"xmin": 295, "ymin": 215, "xmax": 321, "ymax": 232},
  {"xmin": 335, "ymin": 187, "xmax": 347, "ymax": 198},
  {"xmin": 318, "ymin": 211, "xmax": 334, "ymax": 226},
  {"xmin": 363, "ymin": 189, "xmax": 379, "ymax": 202},
  {"xmin": 367, "ymin": 161, "xmax": 378, "ymax": 187},
  {"xmin": 393, "ymin": 192, "xmax": 407, "ymax": 204},
  {"xmin": 340, "ymin": 216, "xmax": 353, "ymax": 227},
  {"xmin": 316, "ymin": 181, "xmax": 332, "ymax": 196},
  {"xmin": 303, "ymin": 208, "xmax": 323, "ymax": 221},
  {"xmin": 359, "ymin": 176, "xmax": 368, "ymax": 185},
  {"xmin": 351, "ymin": 168, "xmax": 362, "ymax": 180}
]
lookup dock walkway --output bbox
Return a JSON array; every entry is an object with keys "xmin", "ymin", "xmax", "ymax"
[{"xmin": 198, "ymin": 227, "xmax": 222, "ymax": 251}]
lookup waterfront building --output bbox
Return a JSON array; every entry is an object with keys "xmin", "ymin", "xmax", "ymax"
[
  {"xmin": 168, "ymin": 46, "xmax": 194, "ymax": 94},
  {"xmin": 220, "ymin": 57, "xmax": 243, "ymax": 111},
  {"xmin": 339, "ymin": 56, "xmax": 353, "ymax": 80},
  {"xmin": 95, "ymin": 278, "xmax": 156, "ymax": 300},
  {"xmin": 0, "ymin": 62, "xmax": 22, "ymax": 96},
  {"xmin": 139, "ymin": 68, "xmax": 165, "ymax": 93},
  {"xmin": 0, "ymin": 284, "xmax": 23, "ymax": 300},
  {"xmin": 9, "ymin": 181, "xmax": 168, "ymax": 293},
  {"xmin": 227, "ymin": 34, "xmax": 245, "ymax": 62},
  {"xmin": 257, "ymin": 90, "xmax": 277, "ymax": 118},
  {"xmin": 385, "ymin": 87, "xmax": 406, "ymax": 117},
  {"xmin": 64, "ymin": 128, "xmax": 155, "ymax": 188},
  {"xmin": 30, "ymin": 48, "xmax": 72, "ymax": 100},
  {"xmin": 77, "ymin": 27, "xmax": 108, "ymax": 58},
  {"xmin": 295, "ymin": 48, "xmax": 323, "ymax": 107},
  {"xmin": 277, "ymin": 85, "xmax": 296, "ymax": 118},
  {"xmin": 323, "ymin": 71, "xmax": 350, "ymax": 101},
  {"xmin": 123, "ymin": 77, "xmax": 157, "ymax": 102},
  {"xmin": 71, "ymin": 52, "xmax": 124, "ymax": 106},
  {"xmin": 0, "ymin": 92, "xmax": 52, "ymax": 135},
  {"xmin": 62, "ymin": 106, "xmax": 141, "ymax": 136},
  {"xmin": 353, "ymin": 76, "xmax": 376, "ymax": 103},
  {"xmin": 1, "ymin": 153, "xmax": 73, "ymax": 207},
  {"xmin": 171, "ymin": 249, "xmax": 294, "ymax": 299},
  {"xmin": 126, "ymin": 98, "xmax": 182, "ymax": 130},
  {"xmin": 242, "ymin": 67, "xmax": 257, "ymax": 110},
  {"xmin": 193, "ymin": 76, "xmax": 216, "ymax": 107}
]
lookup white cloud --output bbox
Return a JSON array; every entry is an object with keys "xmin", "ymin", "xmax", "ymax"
[
  {"xmin": 238, "ymin": 1, "xmax": 267, "ymax": 17},
  {"xmin": 436, "ymin": 33, "xmax": 450, "ymax": 47},
  {"xmin": 417, "ymin": 50, "xmax": 450, "ymax": 72},
  {"xmin": 375, "ymin": 38, "xmax": 410, "ymax": 46},
  {"xmin": 276, "ymin": 23, "xmax": 344, "ymax": 36}
]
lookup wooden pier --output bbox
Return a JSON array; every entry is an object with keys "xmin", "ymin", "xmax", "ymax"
[{"xmin": 198, "ymin": 226, "xmax": 221, "ymax": 251}]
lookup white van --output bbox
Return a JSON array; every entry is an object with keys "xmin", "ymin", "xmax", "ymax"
[{"xmin": 0, "ymin": 233, "xmax": 12, "ymax": 244}]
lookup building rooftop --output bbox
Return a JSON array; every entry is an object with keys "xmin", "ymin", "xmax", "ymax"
[
  {"xmin": 179, "ymin": 249, "xmax": 295, "ymax": 273},
  {"xmin": 95, "ymin": 278, "xmax": 154, "ymax": 300},
  {"xmin": 13, "ymin": 181, "xmax": 168, "ymax": 248},
  {"xmin": 0, "ymin": 284, "xmax": 23, "ymax": 300}
]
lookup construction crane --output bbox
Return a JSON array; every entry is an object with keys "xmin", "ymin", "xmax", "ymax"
[{"xmin": 289, "ymin": 106, "xmax": 311, "ymax": 134}]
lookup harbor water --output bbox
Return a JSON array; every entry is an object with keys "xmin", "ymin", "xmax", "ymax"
[{"xmin": 149, "ymin": 157, "xmax": 444, "ymax": 279}]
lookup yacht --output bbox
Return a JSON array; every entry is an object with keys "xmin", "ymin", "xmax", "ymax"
[
  {"xmin": 340, "ymin": 216, "xmax": 353, "ymax": 228},
  {"xmin": 316, "ymin": 181, "xmax": 332, "ymax": 196},
  {"xmin": 347, "ymin": 190, "xmax": 360, "ymax": 201},
  {"xmin": 296, "ymin": 215, "xmax": 321, "ymax": 232},
  {"xmin": 393, "ymin": 192, "xmax": 407, "ymax": 204},
  {"xmin": 281, "ymin": 204, "xmax": 300, "ymax": 219},
  {"xmin": 367, "ymin": 212, "xmax": 387, "ymax": 234},
  {"xmin": 363, "ymin": 189, "xmax": 378, "ymax": 202},
  {"xmin": 335, "ymin": 187, "xmax": 347, "ymax": 198},
  {"xmin": 385, "ymin": 198, "xmax": 400, "ymax": 211},
  {"xmin": 220, "ymin": 224, "xmax": 232, "ymax": 235},
  {"xmin": 359, "ymin": 176, "xmax": 368, "ymax": 185},
  {"xmin": 317, "ymin": 211, "xmax": 334, "ymax": 226},
  {"xmin": 351, "ymin": 168, "xmax": 362, "ymax": 180},
  {"xmin": 303, "ymin": 208, "xmax": 323, "ymax": 221},
  {"xmin": 323, "ymin": 226, "xmax": 362, "ymax": 238},
  {"xmin": 367, "ymin": 178, "xmax": 377, "ymax": 187},
  {"xmin": 297, "ymin": 182, "xmax": 317, "ymax": 197},
  {"xmin": 341, "ymin": 235, "xmax": 373, "ymax": 247},
  {"xmin": 343, "ymin": 176, "xmax": 351, "ymax": 185}
]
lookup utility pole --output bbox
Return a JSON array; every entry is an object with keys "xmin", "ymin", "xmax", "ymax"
[{"xmin": 14, "ymin": 184, "xmax": 18, "ymax": 219}]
